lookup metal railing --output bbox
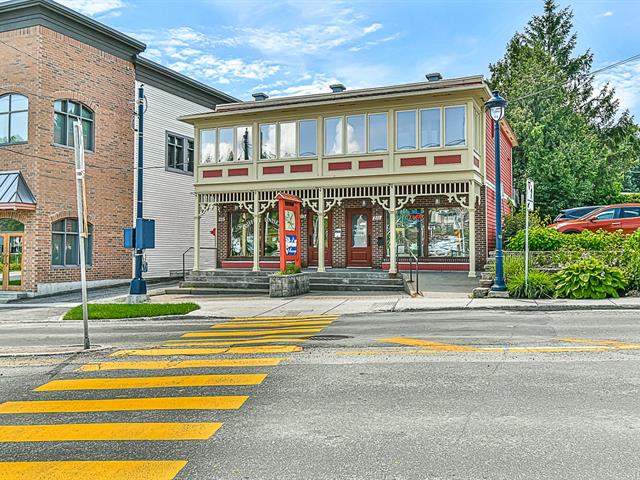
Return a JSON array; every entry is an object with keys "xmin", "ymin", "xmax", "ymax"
[
  {"xmin": 398, "ymin": 244, "xmax": 421, "ymax": 295},
  {"xmin": 182, "ymin": 247, "xmax": 217, "ymax": 281}
]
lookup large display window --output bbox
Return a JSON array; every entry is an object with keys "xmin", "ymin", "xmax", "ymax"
[
  {"xmin": 427, "ymin": 207, "xmax": 469, "ymax": 257},
  {"xmin": 229, "ymin": 212, "xmax": 254, "ymax": 257}
]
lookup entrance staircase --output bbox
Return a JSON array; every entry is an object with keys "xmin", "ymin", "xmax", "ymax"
[{"xmin": 167, "ymin": 269, "xmax": 406, "ymax": 295}]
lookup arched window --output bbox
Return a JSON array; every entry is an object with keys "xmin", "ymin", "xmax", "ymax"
[
  {"xmin": 0, "ymin": 94, "xmax": 28, "ymax": 145},
  {"xmin": 54, "ymin": 100, "xmax": 94, "ymax": 151},
  {"xmin": 51, "ymin": 218, "xmax": 93, "ymax": 267}
]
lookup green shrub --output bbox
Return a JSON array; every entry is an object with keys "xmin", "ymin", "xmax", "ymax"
[
  {"xmin": 507, "ymin": 270, "xmax": 555, "ymax": 299},
  {"xmin": 503, "ymin": 207, "xmax": 549, "ymax": 244},
  {"xmin": 278, "ymin": 263, "xmax": 302, "ymax": 275},
  {"xmin": 489, "ymin": 255, "xmax": 525, "ymax": 282},
  {"xmin": 506, "ymin": 227, "xmax": 564, "ymax": 251},
  {"xmin": 622, "ymin": 230, "xmax": 640, "ymax": 290},
  {"xmin": 554, "ymin": 258, "xmax": 627, "ymax": 299},
  {"xmin": 562, "ymin": 230, "xmax": 626, "ymax": 251}
]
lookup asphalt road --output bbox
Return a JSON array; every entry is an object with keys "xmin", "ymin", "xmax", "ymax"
[{"xmin": 0, "ymin": 309, "xmax": 639, "ymax": 479}]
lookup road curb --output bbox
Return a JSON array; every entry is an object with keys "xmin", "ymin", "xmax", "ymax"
[
  {"xmin": 0, "ymin": 344, "xmax": 112, "ymax": 357},
  {"xmin": 394, "ymin": 304, "xmax": 640, "ymax": 313}
]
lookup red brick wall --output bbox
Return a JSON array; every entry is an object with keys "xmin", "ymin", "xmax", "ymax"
[
  {"xmin": 215, "ymin": 193, "xmax": 487, "ymax": 271},
  {"xmin": 0, "ymin": 26, "xmax": 135, "ymax": 291}
]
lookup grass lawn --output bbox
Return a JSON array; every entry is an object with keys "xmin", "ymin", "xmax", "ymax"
[{"xmin": 63, "ymin": 303, "xmax": 200, "ymax": 320}]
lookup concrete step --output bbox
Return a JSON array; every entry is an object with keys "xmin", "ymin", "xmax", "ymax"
[
  {"xmin": 309, "ymin": 277, "xmax": 403, "ymax": 286},
  {"xmin": 165, "ymin": 287, "xmax": 268, "ymax": 296},
  {"xmin": 180, "ymin": 280, "xmax": 269, "ymax": 289},
  {"xmin": 310, "ymin": 283, "xmax": 405, "ymax": 292},
  {"xmin": 0, "ymin": 292, "xmax": 28, "ymax": 303}
]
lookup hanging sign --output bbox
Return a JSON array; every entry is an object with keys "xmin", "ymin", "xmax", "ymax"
[{"xmin": 276, "ymin": 193, "xmax": 302, "ymax": 272}]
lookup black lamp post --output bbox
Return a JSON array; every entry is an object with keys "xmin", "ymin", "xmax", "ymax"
[{"xmin": 485, "ymin": 90, "xmax": 508, "ymax": 293}]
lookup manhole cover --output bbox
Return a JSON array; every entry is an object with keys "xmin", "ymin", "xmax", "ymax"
[{"xmin": 308, "ymin": 335, "xmax": 351, "ymax": 341}]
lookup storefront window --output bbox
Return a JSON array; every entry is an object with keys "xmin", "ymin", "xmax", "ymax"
[
  {"xmin": 230, "ymin": 212, "xmax": 254, "ymax": 257},
  {"xmin": 263, "ymin": 211, "xmax": 280, "ymax": 256},
  {"xmin": 386, "ymin": 209, "xmax": 425, "ymax": 257},
  {"xmin": 428, "ymin": 207, "xmax": 469, "ymax": 257}
]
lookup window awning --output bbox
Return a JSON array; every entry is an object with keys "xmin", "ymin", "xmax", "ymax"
[{"xmin": 0, "ymin": 171, "xmax": 36, "ymax": 210}]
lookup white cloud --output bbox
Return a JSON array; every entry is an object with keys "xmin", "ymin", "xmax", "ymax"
[
  {"xmin": 599, "ymin": 11, "xmax": 614, "ymax": 17},
  {"xmin": 169, "ymin": 55, "xmax": 281, "ymax": 84},
  {"xmin": 595, "ymin": 60, "xmax": 640, "ymax": 115},
  {"xmin": 57, "ymin": 0, "xmax": 124, "ymax": 16}
]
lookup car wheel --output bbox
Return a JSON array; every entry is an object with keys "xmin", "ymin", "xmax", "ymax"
[{"xmin": 563, "ymin": 230, "xmax": 581, "ymax": 234}]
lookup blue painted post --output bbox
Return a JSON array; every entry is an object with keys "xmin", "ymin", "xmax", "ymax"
[
  {"xmin": 492, "ymin": 118, "xmax": 507, "ymax": 292},
  {"xmin": 129, "ymin": 84, "xmax": 147, "ymax": 297}
]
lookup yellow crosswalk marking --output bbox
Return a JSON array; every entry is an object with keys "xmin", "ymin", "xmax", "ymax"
[
  {"xmin": 379, "ymin": 337, "xmax": 483, "ymax": 352},
  {"xmin": 111, "ymin": 345, "xmax": 301, "ymax": 356},
  {"xmin": 164, "ymin": 338, "xmax": 308, "ymax": 347},
  {"xmin": 0, "ymin": 422, "xmax": 222, "ymax": 442},
  {"xmin": 165, "ymin": 335, "xmax": 310, "ymax": 343},
  {"xmin": 0, "ymin": 396, "xmax": 247, "ymax": 414},
  {"xmin": 231, "ymin": 315, "xmax": 338, "ymax": 321},
  {"xmin": 34, "ymin": 373, "xmax": 267, "ymax": 392},
  {"xmin": 213, "ymin": 321, "xmax": 332, "ymax": 328},
  {"xmin": 78, "ymin": 358, "xmax": 283, "ymax": 371},
  {"xmin": 0, "ymin": 460, "xmax": 186, "ymax": 480},
  {"xmin": 184, "ymin": 328, "xmax": 323, "ymax": 337},
  {"xmin": 556, "ymin": 337, "xmax": 640, "ymax": 348}
]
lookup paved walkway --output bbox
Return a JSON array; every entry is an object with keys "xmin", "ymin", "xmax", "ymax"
[{"xmin": 154, "ymin": 292, "xmax": 640, "ymax": 318}]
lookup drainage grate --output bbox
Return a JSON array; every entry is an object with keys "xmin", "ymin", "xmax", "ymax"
[{"xmin": 308, "ymin": 335, "xmax": 352, "ymax": 341}]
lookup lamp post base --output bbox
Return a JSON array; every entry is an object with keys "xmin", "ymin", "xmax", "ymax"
[
  {"xmin": 126, "ymin": 293, "xmax": 149, "ymax": 304},
  {"xmin": 487, "ymin": 290, "xmax": 510, "ymax": 299},
  {"xmin": 128, "ymin": 278, "xmax": 148, "ymax": 304}
]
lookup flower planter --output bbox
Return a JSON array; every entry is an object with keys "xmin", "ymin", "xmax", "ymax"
[{"xmin": 269, "ymin": 272, "xmax": 310, "ymax": 298}]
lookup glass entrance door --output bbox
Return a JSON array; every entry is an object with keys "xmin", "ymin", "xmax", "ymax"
[
  {"xmin": 346, "ymin": 208, "xmax": 372, "ymax": 267},
  {"xmin": 0, "ymin": 219, "xmax": 25, "ymax": 290},
  {"xmin": 6, "ymin": 235, "xmax": 23, "ymax": 290}
]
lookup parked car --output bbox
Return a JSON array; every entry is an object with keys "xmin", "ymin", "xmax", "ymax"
[
  {"xmin": 554, "ymin": 205, "xmax": 601, "ymax": 222},
  {"xmin": 549, "ymin": 204, "xmax": 640, "ymax": 234}
]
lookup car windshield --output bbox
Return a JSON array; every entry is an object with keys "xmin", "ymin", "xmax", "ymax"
[{"xmin": 574, "ymin": 207, "xmax": 600, "ymax": 219}]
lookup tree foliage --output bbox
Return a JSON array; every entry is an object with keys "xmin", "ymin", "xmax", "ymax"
[{"xmin": 489, "ymin": 0, "xmax": 640, "ymax": 216}]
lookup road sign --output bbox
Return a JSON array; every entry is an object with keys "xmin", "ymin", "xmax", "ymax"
[{"xmin": 526, "ymin": 178, "xmax": 535, "ymax": 212}]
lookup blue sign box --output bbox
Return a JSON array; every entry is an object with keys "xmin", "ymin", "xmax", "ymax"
[{"xmin": 285, "ymin": 235, "xmax": 297, "ymax": 255}]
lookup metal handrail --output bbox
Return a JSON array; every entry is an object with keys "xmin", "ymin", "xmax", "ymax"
[
  {"xmin": 182, "ymin": 246, "xmax": 217, "ymax": 281},
  {"xmin": 397, "ymin": 244, "xmax": 421, "ymax": 295}
]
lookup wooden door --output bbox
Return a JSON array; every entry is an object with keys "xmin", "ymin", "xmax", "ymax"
[
  {"xmin": 346, "ymin": 208, "xmax": 372, "ymax": 267},
  {"xmin": 308, "ymin": 213, "xmax": 332, "ymax": 266}
]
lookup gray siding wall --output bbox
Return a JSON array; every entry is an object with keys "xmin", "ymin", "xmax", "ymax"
[{"xmin": 135, "ymin": 82, "xmax": 216, "ymax": 278}]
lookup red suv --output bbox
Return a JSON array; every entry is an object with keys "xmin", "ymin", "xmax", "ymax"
[{"xmin": 549, "ymin": 204, "xmax": 640, "ymax": 234}]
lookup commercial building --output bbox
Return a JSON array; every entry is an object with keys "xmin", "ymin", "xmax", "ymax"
[
  {"xmin": 0, "ymin": 0, "xmax": 233, "ymax": 297},
  {"xmin": 182, "ymin": 76, "xmax": 516, "ymax": 277}
]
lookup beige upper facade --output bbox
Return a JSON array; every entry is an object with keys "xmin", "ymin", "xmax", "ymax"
[{"xmin": 182, "ymin": 76, "xmax": 515, "ymax": 194}]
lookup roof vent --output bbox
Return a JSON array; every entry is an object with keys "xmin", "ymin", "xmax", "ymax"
[
  {"xmin": 425, "ymin": 72, "xmax": 443, "ymax": 82},
  {"xmin": 330, "ymin": 83, "xmax": 346, "ymax": 93},
  {"xmin": 252, "ymin": 92, "xmax": 269, "ymax": 101}
]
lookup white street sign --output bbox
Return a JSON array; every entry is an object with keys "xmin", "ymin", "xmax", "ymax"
[{"xmin": 526, "ymin": 178, "xmax": 535, "ymax": 212}]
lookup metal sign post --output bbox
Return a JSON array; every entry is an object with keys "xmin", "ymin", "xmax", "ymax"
[
  {"xmin": 73, "ymin": 121, "xmax": 90, "ymax": 350},
  {"xmin": 525, "ymin": 179, "xmax": 535, "ymax": 296}
]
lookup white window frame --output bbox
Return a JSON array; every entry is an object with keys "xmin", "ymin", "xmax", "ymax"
[
  {"xmin": 324, "ymin": 116, "xmax": 344, "ymax": 157},
  {"xmin": 367, "ymin": 112, "xmax": 388, "ymax": 153},
  {"xmin": 259, "ymin": 123, "xmax": 277, "ymax": 160},
  {"xmin": 395, "ymin": 109, "xmax": 418, "ymax": 152},
  {"xmin": 199, "ymin": 128, "xmax": 217, "ymax": 165},
  {"xmin": 297, "ymin": 118, "xmax": 317, "ymax": 158},
  {"xmin": 473, "ymin": 107, "xmax": 481, "ymax": 154},
  {"xmin": 444, "ymin": 105, "xmax": 467, "ymax": 147},
  {"xmin": 345, "ymin": 114, "xmax": 367, "ymax": 155},
  {"xmin": 418, "ymin": 107, "xmax": 442, "ymax": 149}
]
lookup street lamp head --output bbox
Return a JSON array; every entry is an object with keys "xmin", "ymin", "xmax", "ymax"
[{"xmin": 485, "ymin": 90, "xmax": 507, "ymax": 122}]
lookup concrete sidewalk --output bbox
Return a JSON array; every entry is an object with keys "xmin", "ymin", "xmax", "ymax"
[{"xmin": 152, "ymin": 292, "xmax": 640, "ymax": 318}]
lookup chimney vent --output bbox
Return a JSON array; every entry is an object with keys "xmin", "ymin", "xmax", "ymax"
[
  {"xmin": 425, "ymin": 72, "xmax": 443, "ymax": 82},
  {"xmin": 252, "ymin": 92, "xmax": 269, "ymax": 101},
  {"xmin": 330, "ymin": 83, "xmax": 346, "ymax": 93}
]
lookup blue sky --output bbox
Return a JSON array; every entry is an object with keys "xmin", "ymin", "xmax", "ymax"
[{"xmin": 61, "ymin": 0, "xmax": 640, "ymax": 118}]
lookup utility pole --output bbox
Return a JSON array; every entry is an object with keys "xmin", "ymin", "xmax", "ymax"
[
  {"xmin": 129, "ymin": 84, "xmax": 148, "ymax": 302},
  {"xmin": 73, "ymin": 121, "xmax": 90, "ymax": 349}
]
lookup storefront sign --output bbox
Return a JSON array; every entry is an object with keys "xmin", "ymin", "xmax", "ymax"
[
  {"xmin": 276, "ymin": 192, "xmax": 302, "ymax": 272},
  {"xmin": 286, "ymin": 235, "xmax": 297, "ymax": 255}
]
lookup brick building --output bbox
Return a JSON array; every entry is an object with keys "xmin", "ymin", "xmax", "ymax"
[
  {"xmin": 182, "ymin": 76, "xmax": 517, "ymax": 277},
  {"xmin": 0, "ymin": 0, "xmax": 234, "ymax": 297}
]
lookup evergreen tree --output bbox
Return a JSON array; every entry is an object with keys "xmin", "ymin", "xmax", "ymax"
[{"xmin": 489, "ymin": 0, "xmax": 640, "ymax": 215}]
